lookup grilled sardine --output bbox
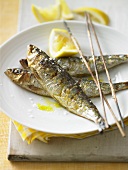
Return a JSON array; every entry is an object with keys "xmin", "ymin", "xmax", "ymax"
[
  {"xmin": 26, "ymin": 44, "xmax": 105, "ymax": 130},
  {"xmin": 5, "ymin": 68, "xmax": 128, "ymax": 98},
  {"xmin": 20, "ymin": 54, "xmax": 128, "ymax": 77}
]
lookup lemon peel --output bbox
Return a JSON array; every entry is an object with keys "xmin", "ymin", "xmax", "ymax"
[
  {"xmin": 57, "ymin": 0, "xmax": 74, "ymax": 19},
  {"xmin": 31, "ymin": 3, "xmax": 61, "ymax": 22},
  {"xmin": 49, "ymin": 28, "xmax": 78, "ymax": 58},
  {"xmin": 73, "ymin": 7, "xmax": 109, "ymax": 25}
]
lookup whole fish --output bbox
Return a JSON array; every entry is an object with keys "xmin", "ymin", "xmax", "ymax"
[
  {"xmin": 20, "ymin": 54, "xmax": 128, "ymax": 77},
  {"xmin": 26, "ymin": 44, "xmax": 105, "ymax": 130},
  {"xmin": 5, "ymin": 68, "xmax": 128, "ymax": 98}
]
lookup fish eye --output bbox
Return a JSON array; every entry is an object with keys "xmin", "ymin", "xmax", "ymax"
[{"xmin": 13, "ymin": 68, "xmax": 22, "ymax": 74}]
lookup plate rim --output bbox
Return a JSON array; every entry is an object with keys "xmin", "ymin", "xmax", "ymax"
[
  {"xmin": 1, "ymin": 20, "xmax": 128, "ymax": 48},
  {"xmin": 1, "ymin": 20, "xmax": 128, "ymax": 135}
]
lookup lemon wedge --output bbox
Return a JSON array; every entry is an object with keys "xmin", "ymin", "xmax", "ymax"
[
  {"xmin": 31, "ymin": 3, "xmax": 61, "ymax": 22},
  {"xmin": 57, "ymin": 0, "xmax": 74, "ymax": 20},
  {"xmin": 73, "ymin": 7, "xmax": 109, "ymax": 25},
  {"xmin": 49, "ymin": 28, "xmax": 78, "ymax": 58}
]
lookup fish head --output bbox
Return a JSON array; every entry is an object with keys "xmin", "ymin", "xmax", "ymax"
[
  {"xmin": 27, "ymin": 44, "xmax": 51, "ymax": 71},
  {"xmin": 27, "ymin": 45, "xmax": 43, "ymax": 68},
  {"xmin": 5, "ymin": 68, "xmax": 22, "ymax": 79},
  {"xmin": 4, "ymin": 68, "xmax": 31, "ymax": 83}
]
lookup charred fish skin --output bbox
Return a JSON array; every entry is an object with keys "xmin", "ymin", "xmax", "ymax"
[
  {"xmin": 27, "ymin": 44, "xmax": 105, "ymax": 129},
  {"xmin": 5, "ymin": 68, "xmax": 128, "ymax": 98},
  {"xmin": 4, "ymin": 68, "xmax": 49, "ymax": 96},
  {"xmin": 56, "ymin": 55, "xmax": 128, "ymax": 77}
]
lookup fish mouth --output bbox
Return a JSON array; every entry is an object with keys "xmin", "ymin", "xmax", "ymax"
[{"xmin": 4, "ymin": 69, "xmax": 13, "ymax": 78}]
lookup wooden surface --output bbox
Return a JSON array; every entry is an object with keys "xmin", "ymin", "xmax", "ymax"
[{"xmin": 0, "ymin": 0, "xmax": 128, "ymax": 169}]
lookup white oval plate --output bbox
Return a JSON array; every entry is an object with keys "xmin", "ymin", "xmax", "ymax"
[{"xmin": 0, "ymin": 21, "xmax": 128, "ymax": 134}]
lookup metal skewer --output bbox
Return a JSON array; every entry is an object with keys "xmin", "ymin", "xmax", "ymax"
[
  {"xmin": 85, "ymin": 13, "xmax": 109, "ymax": 128},
  {"xmin": 63, "ymin": 20, "xmax": 125, "ymax": 137},
  {"xmin": 87, "ymin": 13, "xmax": 125, "ymax": 130}
]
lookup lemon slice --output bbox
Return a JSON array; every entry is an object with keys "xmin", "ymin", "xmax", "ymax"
[
  {"xmin": 31, "ymin": 3, "xmax": 61, "ymax": 22},
  {"xmin": 57, "ymin": 0, "xmax": 74, "ymax": 20},
  {"xmin": 73, "ymin": 7, "xmax": 109, "ymax": 25},
  {"xmin": 49, "ymin": 28, "xmax": 78, "ymax": 58}
]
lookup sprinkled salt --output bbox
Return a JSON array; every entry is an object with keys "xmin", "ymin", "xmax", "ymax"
[
  {"xmin": 30, "ymin": 100, "xmax": 34, "ymax": 104},
  {"xmin": 29, "ymin": 97, "xmax": 34, "ymax": 103},
  {"xmin": 64, "ymin": 112, "xmax": 68, "ymax": 116},
  {"xmin": 29, "ymin": 115, "xmax": 34, "ymax": 118},
  {"xmin": 29, "ymin": 97, "xmax": 33, "ymax": 100}
]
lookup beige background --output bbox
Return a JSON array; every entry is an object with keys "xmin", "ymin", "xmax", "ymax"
[{"xmin": 0, "ymin": 0, "xmax": 128, "ymax": 169}]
